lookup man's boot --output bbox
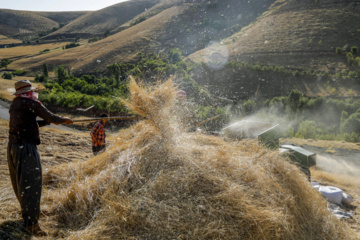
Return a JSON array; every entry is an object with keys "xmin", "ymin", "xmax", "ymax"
[{"xmin": 24, "ymin": 223, "xmax": 48, "ymax": 236}]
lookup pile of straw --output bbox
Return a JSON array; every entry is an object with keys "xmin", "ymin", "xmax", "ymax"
[{"xmin": 44, "ymin": 77, "xmax": 358, "ymax": 239}]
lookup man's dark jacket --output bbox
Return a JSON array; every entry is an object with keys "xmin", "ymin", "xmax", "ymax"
[{"xmin": 9, "ymin": 97, "xmax": 66, "ymax": 145}]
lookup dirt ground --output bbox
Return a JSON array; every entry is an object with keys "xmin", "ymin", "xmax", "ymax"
[{"xmin": 0, "ymin": 119, "xmax": 93, "ymax": 186}]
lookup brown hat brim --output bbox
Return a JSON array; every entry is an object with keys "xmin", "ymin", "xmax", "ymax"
[{"xmin": 12, "ymin": 86, "xmax": 38, "ymax": 95}]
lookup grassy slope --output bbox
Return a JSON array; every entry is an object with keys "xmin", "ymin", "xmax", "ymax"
[
  {"xmin": 190, "ymin": 0, "xmax": 360, "ymax": 72},
  {"xmin": 35, "ymin": 11, "xmax": 89, "ymax": 25},
  {"xmin": 0, "ymin": 42, "xmax": 73, "ymax": 61},
  {"xmin": 9, "ymin": 6, "xmax": 183, "ymax": 74},
  {"xmin": 9, "ymin": 0, "xmax": 275, "ymax": 74},
  {"xmin": 43, "ymin": 0, "xmax": 161, "ymax": 39},
  {"xmin": 187, "ymin": 0, "xmax": 360, "ymax": 99},
  {"xmin": 0, "ymin": 35, "xmax": 22, "ymax": 45},
  {"xmin": 0, "ymin": 9, "xmax": 59, "ymax": 37}
]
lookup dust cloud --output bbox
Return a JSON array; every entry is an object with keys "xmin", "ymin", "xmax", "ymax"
[{"xmin": 316, "ymin": 155, "xmax": 360, "ymax": 177}]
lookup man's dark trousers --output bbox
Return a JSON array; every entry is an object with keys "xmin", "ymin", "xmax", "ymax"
[{"xmin": 7, "ymin": 142, "xmax": 42, "ymax": 227}]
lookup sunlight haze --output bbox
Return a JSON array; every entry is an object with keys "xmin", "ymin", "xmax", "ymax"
[{"xmin": 1, "ymin": 0, "xmax": 129, "ymax": 12}]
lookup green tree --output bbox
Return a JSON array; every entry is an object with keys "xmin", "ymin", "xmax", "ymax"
[
  {"xmin": 346, "ymin": 52, "xmax": 355, "ymax": 65},
  {"xmin": 295, "ymin": 120, "xmax": 317, "ymax": 139},
  {"xmin": 103, "ymin": 30, "xmax": 111, "ymax": 38},
  {"xmin": 335, "ymin": 47, "xmax": 342, "ymax": 54},
  {"xmin": 340, "ymin": 112, "xmax": 360, "ymax": 134},
  {"xmin": 42, "ymin": 63, "xmax": 49, "ymax": 78},
  {"xmin": 107, "ymin": 64, "xmax": 121, "ymax": 86},
  {"xmin": 1, "ymin": 59, "xmax": 11, "ymax": 69},
  {"xmin": 288, "ymin": 89, "xmax": 302, "ymax": 112},
  {"xmin": 168, "ymin": 48, "xmax": 183, "ymax": 64},
  {"xmin": 351, "ymin": 46, "xmax": 358, "ymax": 54},
  {"xmin": 56, "ymin": 66, "xmax": 67, "ymax": 85}
]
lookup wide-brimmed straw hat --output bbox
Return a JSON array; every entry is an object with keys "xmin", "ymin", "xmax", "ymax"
[{"xmin": 12, "ymin": 80, "xmax": 37, "ymax": 95}]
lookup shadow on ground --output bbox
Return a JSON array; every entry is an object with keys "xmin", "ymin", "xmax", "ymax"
[{"xmin": 0, "ymin": 220, "xmax": 31, "ymax": 240}]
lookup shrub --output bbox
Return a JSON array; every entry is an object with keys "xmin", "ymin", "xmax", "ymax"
[
  {"xmin": 0, "ymin": 58, "xmax": 11, "ymax": 68},
  {"xmin": 335, "ymin": 47, "xmax": 342, "ymax": 54},
  {"xmin": 346, "ymin": 52, "xmax": 355, "ymax": 65},
  {"xmin": 2, "ymin": 72, "xmax": 13, "ymax": 79},
  {"xmin": 343, "ymin": 132, "xmax": 359, "ymax": 142},
  {"xmin": 351, "ymin": 46, "xmax": 358, "ymax": 54},
  {"xmin": 34, "ymin": 75, "xmax": 47, "ymax": 83},
  {"xmin": 340, "ymin": 112, "xmax": 360, "ymax": 134},
  {"xmin": 292, "ymin": 70, "xmax": 300, "ymax": 76},
  {"xmin": 130, "ymin": 16, "xmax": 146, "ymax": 26},
  {"xmin": 88, "ymin": 37, "xmax": 99, "ymax": 43},
  {"xmin": 12, "ymin": 70, "xmax": 27, "ymax": 76},
  {"xmin": 295, "ymin": 120, "xmax": 317, "ymax": 139},
  {"xmin": 40, "ymin": 49, "xmax": 50, "ymax": 54},
  {"xmin": 242, "ymin": 99, "xmax": 257, "ymax": 115},
  {"xmin": 64, "ymin": 43, "xmax": 80, "ymax": 49}
]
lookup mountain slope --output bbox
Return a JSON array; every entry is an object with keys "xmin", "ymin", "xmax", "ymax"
[
  {"xmin": 189, "ymin": 0, "xmax": 360, "ymax": 71},
  {"xmin": 187, "ymin": 0, "xmax": 360, "ymax": 99},
  {"xmin": 43, "ymin": 0, "xmax": 162, "ymax": 39},
  {"xmin": 35, "ymin": 11, "xmax": 88, "ymax": 25},
  {"xmin": 0, "ymin": 9, "xmax": 59, "ymax": 37},
  {"xmin": 10, "ymin": 0, "xmax": 275, "ymax": 74}
]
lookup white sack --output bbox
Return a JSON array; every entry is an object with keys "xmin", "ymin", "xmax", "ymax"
[
  {"xmin": 319, "ymin": 186, "xmax": 343, "ymax": 205},
  {"xmin": 342, "ymin": 192, "xmax": 354, "ymax": 204}
]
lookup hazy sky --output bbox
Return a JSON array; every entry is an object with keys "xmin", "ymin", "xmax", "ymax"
[{"xmin": 1, "ymin": 0, "xmax": 129, "ymax": 12}]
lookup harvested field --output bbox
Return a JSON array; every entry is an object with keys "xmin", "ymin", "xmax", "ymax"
[
  {"xmin": 0, "ymin": 42, "xmax": 72, "ymax": 60},
  {"xmin": 0, "ymin": 35, "xmax": 21, "ymax": 45}
]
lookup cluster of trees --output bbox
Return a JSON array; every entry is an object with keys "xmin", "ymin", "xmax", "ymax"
[
  {"xmin": 227, "ymin": 61, "xmax": 360, "ymax": 79},
  {"xmin": 235, "ymin": 90, "xmax": 360, "ymax": 142},
  {"xmin": 33, "ymin": 47, "xmax": 360, "ymax": 141},
  {"xmin": 36, "ymin": 49, "xmax": 213, "ymax": 115},
  {"xmin": 36, "ymin": 65, "xmax": 128, "ymax": 112}
]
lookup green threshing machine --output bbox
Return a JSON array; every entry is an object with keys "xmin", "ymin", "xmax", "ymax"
[{"xmin": 222, "ymin": 120, "xmax": 316, "ymax": 180}]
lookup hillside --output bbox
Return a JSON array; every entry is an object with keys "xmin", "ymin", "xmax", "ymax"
[
  {"xmin": 43, "ymin": 0, "xmax": 162, "ymax": 39},
  {"xmin": 0, "ymin": 9, "xmax": 88, "ymax": 40},
  {"xmin": 3, "ymin": 0, "xmax": 360, "ymax": 100},
  {"xmin": 188, "ymin": 0, "xmax": 360, "ymax": 100},
  {"xmin": 9, "ymin": 0, "xmax": 275, "ymax": 74},
  {"xmin": 0, "ymin": 9, "xmax": 59, "ymax": 38},
  {"xmin": 35, "ymin": 11, "xmax": 88, "ymax": 25}
]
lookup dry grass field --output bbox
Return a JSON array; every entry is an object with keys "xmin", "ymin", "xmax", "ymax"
[
  {"xmin": 0, "ymin": 77, "xmax": 37, "ymax": 101},
  {"xmin": 0, "ymin": 35, "xmax": 21, "ymax": 45},
  {"xmin": 9, "ymin": 6, "xmax": 186, "ymax": 75},
  {"xmin": 0, "ymin": 42, "xmax": 72, "ymax": 61}
]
